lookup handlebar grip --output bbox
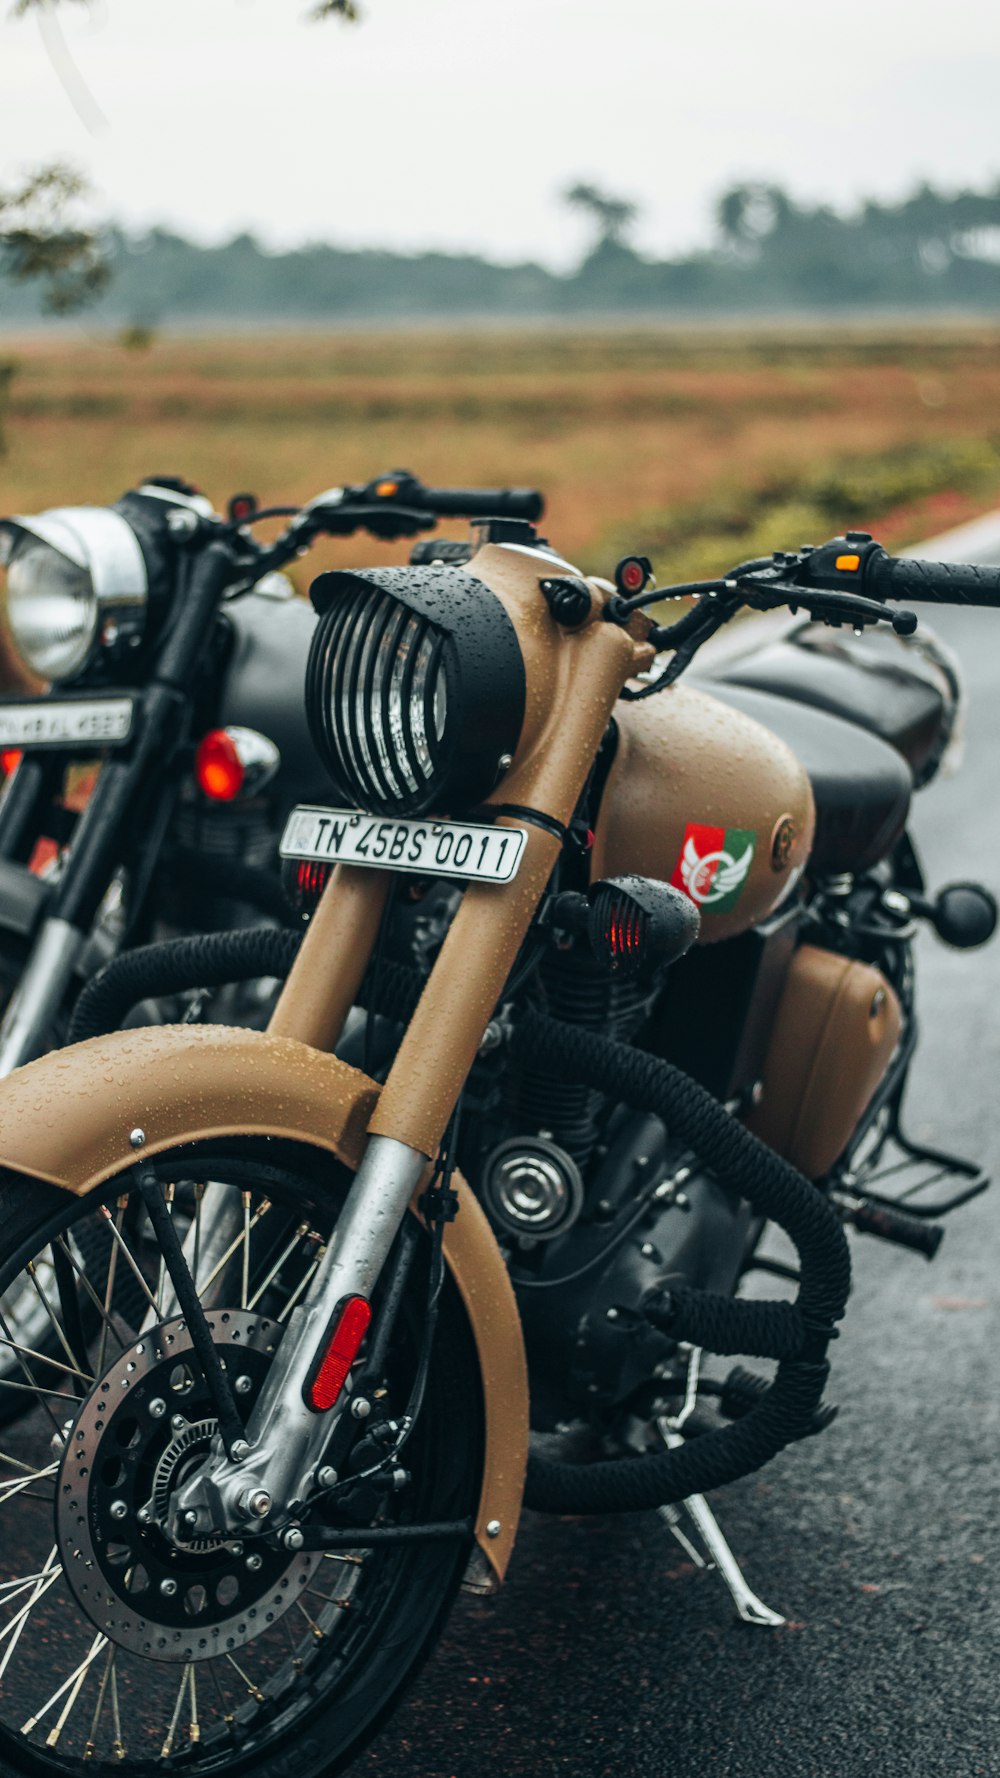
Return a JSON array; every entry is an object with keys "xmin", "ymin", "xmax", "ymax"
[
  {"xmin": 845, "ymin": 1195, "xmax": 944, "ymax": 1260},
  {"xmin": 418, "ymin": 486, "xmax": 544, "ymax": 522},
  {"xmin": 870, "ymin": 552, "xmax": 1000, "ymax": 608}
]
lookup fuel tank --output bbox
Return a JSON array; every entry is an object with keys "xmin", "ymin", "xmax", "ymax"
[{"xmin": 591, "ymin": 683, "xmax": 815, "ymax": 944}]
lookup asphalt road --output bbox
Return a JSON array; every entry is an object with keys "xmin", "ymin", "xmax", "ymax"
[{"xmin": 363, "ymin": 595, "xmax": 1000, "ymax": 1778}]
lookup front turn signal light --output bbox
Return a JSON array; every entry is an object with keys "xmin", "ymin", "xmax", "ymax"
[{"xmin": 551, "ymin": 876, "xmax": 701, "ymax": 981}]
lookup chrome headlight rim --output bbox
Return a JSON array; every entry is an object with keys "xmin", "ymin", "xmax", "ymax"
[
  {"xmin": 0, "ymin": 506, "xmax": 149, "ymax": 685},
  {"xmin": 306, "ymin": 563, "xmax": 526, "ymax": 819}
]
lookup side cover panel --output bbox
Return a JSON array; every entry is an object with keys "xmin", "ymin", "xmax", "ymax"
[{"xmin": 0, "ymin": 1024, "xmax": 527, "ymax": 1580}]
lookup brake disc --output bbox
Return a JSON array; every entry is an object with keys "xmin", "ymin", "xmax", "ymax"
[{"xmin": 58, "ymin": 1311, "xmax": 323, "ymax": 1663}]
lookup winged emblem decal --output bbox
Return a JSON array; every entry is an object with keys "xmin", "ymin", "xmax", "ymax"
[{"xmin": 671, "ymin": 823, "xmax": 756, "ymax": 913}]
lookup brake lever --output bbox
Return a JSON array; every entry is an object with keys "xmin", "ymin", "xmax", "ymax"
[{"xmin": 735, "ymin": 574, "xmax": 918, "ymax": 636}]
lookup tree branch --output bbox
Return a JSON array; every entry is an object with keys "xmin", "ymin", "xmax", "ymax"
[{"xmin": 0, "ymin": 164, "xmax": 108, "ymax": 314}]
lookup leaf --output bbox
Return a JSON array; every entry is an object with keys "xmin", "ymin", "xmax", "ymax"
[{"xmin": 0, "ymin": 162, "xmax": 108, "ymax": 314}]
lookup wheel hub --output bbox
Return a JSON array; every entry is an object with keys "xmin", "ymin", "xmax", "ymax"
[{"xmin": 58, "ymin": 1311, "xmax": 322, "ymax": 1663}]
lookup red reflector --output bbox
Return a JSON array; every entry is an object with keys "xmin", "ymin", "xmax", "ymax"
[
  {"xmin": 0, "ymin": 749, "xmax": 22, "ymax": 777},
  {"xmin": 195, "ymin": 729, "xmax": 245, "ymax": 802},
  {"xmin": 621, "ymin": 560, "xmax": 646, "ymax": 592},
  {"xmin": 306, "ymin": 1295, "xmax": 372, "ymax": 1413}
]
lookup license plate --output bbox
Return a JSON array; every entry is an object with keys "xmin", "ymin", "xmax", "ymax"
[
  {"xmin": 280, "ymin": 805, "xmax": 528, "ymax": 884},
  {"xmin": 0, "ymin": 697, "xmax": 135, "ymax": 750}
]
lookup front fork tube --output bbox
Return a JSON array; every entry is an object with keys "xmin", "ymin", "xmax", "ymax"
[
  {"xmin": 176, "ymin": 1137, "xmax": 426, "ymax": 1534},
  {"xmin": 178, "ymin": 829, "xmax": 573, "ymax": 1535},
  {"xmin": 0, "ymin": 916, "xmax": 84, "ymax": 1075}
]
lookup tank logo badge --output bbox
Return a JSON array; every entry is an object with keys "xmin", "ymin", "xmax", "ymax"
[
  {"xmin": 672, "ymin": 824, "xmax": 755, "ymax": 912},
  {"xmin": 771, "ymin": 814, "xmax": 797, "ymax": 873}
]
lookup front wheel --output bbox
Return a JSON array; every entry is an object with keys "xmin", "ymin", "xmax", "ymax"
[{"xmin": 0, "ymin": 1142, "xmax": 484, "ymax": 1776}]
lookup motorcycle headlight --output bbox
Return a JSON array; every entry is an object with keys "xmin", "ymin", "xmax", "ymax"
[
  {"xmin": 0, "ymin": 507, "xmax": 148, "ymax": 684},
  {"xmin": 305, "ymin": 564, "xmax": 526, "ymax": 817}
]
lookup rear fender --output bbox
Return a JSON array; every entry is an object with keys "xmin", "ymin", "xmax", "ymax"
[{"xmin": 0, "ymin": 1023, "xmax": 527, "ymax": 1582}]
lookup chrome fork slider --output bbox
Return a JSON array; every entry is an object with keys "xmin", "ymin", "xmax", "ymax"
[{"xmin": 175, "ymin": 1135, "xmax": 426, "ymax": 1538}]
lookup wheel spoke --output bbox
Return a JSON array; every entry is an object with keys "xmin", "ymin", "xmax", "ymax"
[
  {"xmin": 84, "ymin": 1642, "xmax": 116, "ymax": 1760},
  {"xmin": 97, "ymin": 1205, "xmax": 159, "ymax": 1315},
  {"xmin": 0, "ymin": 1329, "xmax": 92, "ymax": 1386},
  {"xmin": 20, "ymin": 1629, "xmax": 107, "ymax": 1742},
  {"xmin": 55, "ymin": 1234, "xmax": 127, "ymax": 1355},
  {"xmin": 224, "ymin": 1650, "xmax": 265, "ymax": 1704},
  {"xmin": 25, "ymin": 1258, "xmax": 89, "ymax": 1379},
  {"xmin": 160, "ymin": 1661, "xmax": 192, "ymax": 1759},
  {"xmin": 247, "ymin": 1223, "xmax": 310, "ymax": 1313},
  {"xmin": 0, "ymin": 1449, "xmax": 45, "ymax": 1477},
  {"xmin": 196, "ymin": 1198, "xmax": 271, "ymax": 1301},
  {"xmin": 96, "ymin": 1200, "xmax": 125, "ymax": 1375},
  {"xmin": 0, "ymin": 1308, "xmax": 67, "ymax": 1439},
  {"xmin": 276, "ymin": 1249, "xmax": 323, "ymax": 1324},
  {"xmin": 0, "ymin": 1549, "xmax": 62, "ymax": 1679},
  {"xmin": 294, "ymin": 1599, "xmax": 326, "ymax": 1641},
  {"xmin": 0, "ymin": 1462, "xmax": 57, "ymax": 1508},
  {"xmin": 0, "ymin": 1570, "xmax": 55, "ymax": 1607},
  {"xmin": 110, "ymin": 1653, "xmax": 125, "ymax": 1760}
]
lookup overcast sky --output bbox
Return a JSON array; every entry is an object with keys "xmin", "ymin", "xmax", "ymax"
[{"xmin": 3, "ymin": 0, "xmax": 999, "ymax": 266}]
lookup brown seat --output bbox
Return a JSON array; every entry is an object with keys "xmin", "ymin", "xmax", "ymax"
[{"xmin": 695, "ymin": 679, "xmax": 912, "ymax": 876}]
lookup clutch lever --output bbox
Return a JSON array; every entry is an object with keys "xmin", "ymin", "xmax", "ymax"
[{"xmin": 300, "ymin": 501, "xmax": 434, "ymax": 542}]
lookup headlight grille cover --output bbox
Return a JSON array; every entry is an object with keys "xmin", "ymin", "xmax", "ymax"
[{"xmin": 306, "ymin": 563, "xmax": 526, "ymax": 817}]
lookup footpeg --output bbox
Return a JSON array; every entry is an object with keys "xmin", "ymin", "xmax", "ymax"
[{"xmin": 830, "ymin": 1189, "xmax": 944, "ymax": 1259}]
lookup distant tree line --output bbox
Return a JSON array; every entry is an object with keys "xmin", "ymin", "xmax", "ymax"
[{"xmin": 3, "ymin": 178, "xmax": 1000, "ymax": 327}]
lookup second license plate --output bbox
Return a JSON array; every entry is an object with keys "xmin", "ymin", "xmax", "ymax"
[
  {"xmin": 0, "ymin": 697, "xmax": 135, "ymax": 749},
  {"xmin": 280, "ymin": 805, "xmax": 527, "ymax": 884}
]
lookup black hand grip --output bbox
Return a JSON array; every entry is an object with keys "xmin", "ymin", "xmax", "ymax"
[
  {"xmin": 418, "ymin": 486, "xmax": 544, "ymax": 522},
  {"xmin": 870, "ymin": 552, "xmax": 1000, "ymax": 608},
  {"xmin": 845, "ymin": 1195, "xmax": 944, "ymax": 1260}
]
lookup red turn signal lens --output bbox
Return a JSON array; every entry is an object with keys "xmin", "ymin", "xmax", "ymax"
[
  {"xmin": 281, "ymin": 856, "xmax": 333, "ymax": 920},
  {"xmin": 0, "ymin": 749, "xmax": 22, "ymax": 778},
  {"xmin": 305, "ymin": 1295, "xmax": 372, "ymax": 1413},
  {"xmin": 588, "ymin": 875, "xmax": 701, "ymax": 981},
  {"xmin": 195, "ymin": 729, "xmax": 245, "ymax": 802}
]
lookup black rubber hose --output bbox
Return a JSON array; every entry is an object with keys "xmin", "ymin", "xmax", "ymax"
[
  {"xmin": 513, "ymin": 1013, "xmax": 851, "ymax": 1513},
  {"xmin": 67, "ymin": 926, "xmax": 302, "ymax": 1047}
]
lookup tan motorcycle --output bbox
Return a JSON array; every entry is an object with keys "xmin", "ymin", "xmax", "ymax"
[{"xmin": 0, "ymin": 517, "xmax": 993, "ymax": 1773}]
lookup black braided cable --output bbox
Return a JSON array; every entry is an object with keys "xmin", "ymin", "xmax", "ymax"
[{"xmin": 67, "ymin": 926, "xmax": 302, "ymax": 1047}]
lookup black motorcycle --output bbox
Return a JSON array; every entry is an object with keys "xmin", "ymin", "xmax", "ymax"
[{"xmin": 0, "ymin": 470, "xmax": 543, "ymax": 1073}]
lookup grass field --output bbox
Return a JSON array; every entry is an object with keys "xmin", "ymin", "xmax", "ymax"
[{"xmin": 3, "ymin": 324, "xmax": 1000, "ymax": 589}]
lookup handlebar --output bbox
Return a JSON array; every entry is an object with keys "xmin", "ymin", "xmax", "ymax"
[
  {"xmin": 867, "ymin": 551, "xmax": 1000, "ymax": 608},
  {"xmin": 414, "ymin": 485, "xmax": 544, "ymax": 522},
  {"xmin": 627, "ymin": 528, "xmax": 1000, "ymax": 692},
  {"xmin": 785, "ymin": 533, "xmax": 1000, "ymax": 612}
]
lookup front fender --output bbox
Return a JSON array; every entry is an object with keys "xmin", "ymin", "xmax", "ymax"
[{"xmin": 0, "ymin": 1024, "xmax": 528, "ymax": 1582}]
